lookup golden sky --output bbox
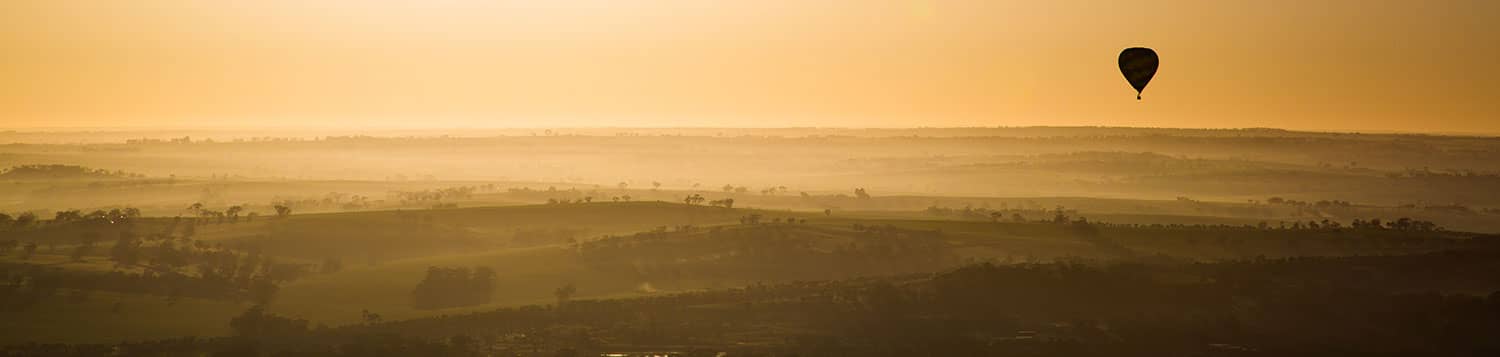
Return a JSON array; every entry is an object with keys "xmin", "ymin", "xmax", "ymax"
[{"xmin": 2, "ymin": 0, "xmax": 1497, "ymax": 133}]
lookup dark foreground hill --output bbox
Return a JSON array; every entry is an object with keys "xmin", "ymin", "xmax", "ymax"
[
  {"xmin": 9, "ymin": 245, "xmax": 1500, "ymax": 357},
  {"xmin": 0, "ymin": 201, "xmax": 1484, "ymax": 347}
]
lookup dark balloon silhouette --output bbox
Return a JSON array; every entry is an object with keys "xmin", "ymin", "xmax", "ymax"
[{"xmin": 1118, "ymin": 47, "xmax": 1159, "ymax": 100}]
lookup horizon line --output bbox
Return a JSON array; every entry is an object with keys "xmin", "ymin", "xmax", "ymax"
[{"xmin": 2, "ymin": 125, "xmax": 1497, "ymax": 138}]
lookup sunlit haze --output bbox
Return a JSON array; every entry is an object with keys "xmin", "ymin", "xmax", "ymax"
[
  {"xmin": 7, "ymin": 2, "xmax": 1500, "ymax": 355},
  {"xmin": 3, "ymin": 0, "xmax": 1497, "ymax": 133}
]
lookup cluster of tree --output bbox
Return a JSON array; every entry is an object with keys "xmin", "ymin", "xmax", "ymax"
[
  {"xmin": 185, "ymin": 203, "xmax": 263, "ymax": 224},
  {"xmin": 546, "ymin": 196, "xmax": 613, "ymax": 205},
  {"xmin": 0, "ymin": 164, "xmax": 145, "ymax": 180},
  {"xmin": 1082, "ymin": 218, "xmax": 1449, "ymax": 236},
  {"xmin": 737, "ymin": 214, "xmax": 810, "ymax": 225},
  {"xmin": 757, "ymin": 186, "xmax": 790, "ymax": 196},
  {"xmin": 737, "ymin": 214, "xmax": 761, "ymax": 225},
  {"xmin": 391, "ymin": 185, "xmax": 492, "ymax": 207},
  {"xmin": 848, "ymin": 223, "xmax": 942, "ymax": 239},
  {"xmin": 0, "ymin": 261, "xmax": 280, "ymax": 311},
  {"xmin": 123, "ymin": 136, "xmax": 200, "ymax": 144},
  {"xmin": 924, "ymin": 205, "xmax": 1074, "ymax": 222},
  {"xmin": 411, "ymin": 266, "xmax": 496, "ymax": 310},
  {"xmin": 0, "ymin": 212, "xmax": 40, "ymax": 230},
  {"xmin": 925, "ymin": 203, "xmax": 1448, "ymax": 234},
  {"xmin": 50, "ymin": 207, "xmax": 143, "ymax": 226},
  {"xmin": 5, "ymin": 229, "xmax": 319, "ymax": 309},
  {"xmin": 0, "ymin": 207, "xmax": 140, "ymax": 232},
  {"xmin": 510, "ymin": 186, "xmax": 592, "ymax": 200},
  {"xmin": 515, "ymin": 186, "xmax": 653, "ymax": 205},
  {"xmin": 1349, "ymin": 217, "xmax": 1442, "ymax": 231},
  {"xmin": 266, "ymin": 192, "xmax": 370, "ymax": 214},
  {"xmin": 732, "ymin": 214, "xmax": 805, "ymax": 225},
  {"xmin": 1388, "ymin": 167, "xmax": 1500, "ymax": 179},
  {"xmin": 511, "ymin": 228, "xmax": 585, "ymax": 247},
  {"xmin": 853, "ymin": 188, "xmax": 872, "ymax": 199},
  {"xmin": 578, "ymin": 223, "xmax": 953, "ymax": 283},
  {"xmin": 1407, "ymin": 203, "xmax": 1478, "ymax": 214},
  {"xmin": 109, "ymin": 232, "xmax": 313, "ymax": 283},
  {"xmin": 707, "ymin": 198, "xmax": 734, "ymax": 208},
  {"xmin": 1264, "ymin": 196, "xmax": 1354, "ymax": 208}
]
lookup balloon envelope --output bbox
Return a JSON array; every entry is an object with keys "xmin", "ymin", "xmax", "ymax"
[{"xmin": 1118, "ymin": 47, "xmax": 1158, "ymax": 100}]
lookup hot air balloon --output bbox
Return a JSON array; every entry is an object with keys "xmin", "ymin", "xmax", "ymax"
[{"xmin": 1118, "ymin": 47, "xmax": 1158, "ymax": 100}]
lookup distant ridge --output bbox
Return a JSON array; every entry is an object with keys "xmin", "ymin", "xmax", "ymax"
[{"xmin": 1, "ymin": 126, "xmax": 1495, "ymax": 145}]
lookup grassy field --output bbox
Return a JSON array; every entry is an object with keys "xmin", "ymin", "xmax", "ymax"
[
  {"xmin": 0, "ymin": 202, "xmax": 788, "ymax": 344},
  {"xmin": 0, "ymin": 200, "xmax": 1477, "ymax": 345}
]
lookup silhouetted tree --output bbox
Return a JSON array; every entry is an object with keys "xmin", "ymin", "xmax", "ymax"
[
  {"xmin": 740, "ymin": 214, "xmax": 762, "ymax": 225},
  {"xmin": 226, "ymin": 205, "xmax": 244, "ymax": 222},
  {"xmin": 554, "ymin": 283, "xmax": 577, "ymax": 308},
  {"xmin": 54, "ymin": 210, "xmax": 83, "ymax": 223},
  {"xmin": 14, "ymin": 212, "xmax": 36, "ymax": 228},
  {"xmin": 854, "ymin": 188, "xmax": 871, "ymax": 199},
  {"xmin": 359, "ymin": 309, "xmax": 383, "ymax": 325}
]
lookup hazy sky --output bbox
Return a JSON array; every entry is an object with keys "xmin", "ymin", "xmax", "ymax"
[{"xmin": 3, "ymin": 0, "xmax": 1497, "ymax": 133}]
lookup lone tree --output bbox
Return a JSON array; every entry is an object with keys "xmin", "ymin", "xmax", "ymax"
[
  {"xmin": 554, "ymin": 283, "xmax": 577, "ymax": 308},
  {"xmin": 226, "ymin": 205, "xmax": 244, "ymax": 222},
  {"xmin": 273, "ymin": 205, "xmax": 293, "ymax": 218}
]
